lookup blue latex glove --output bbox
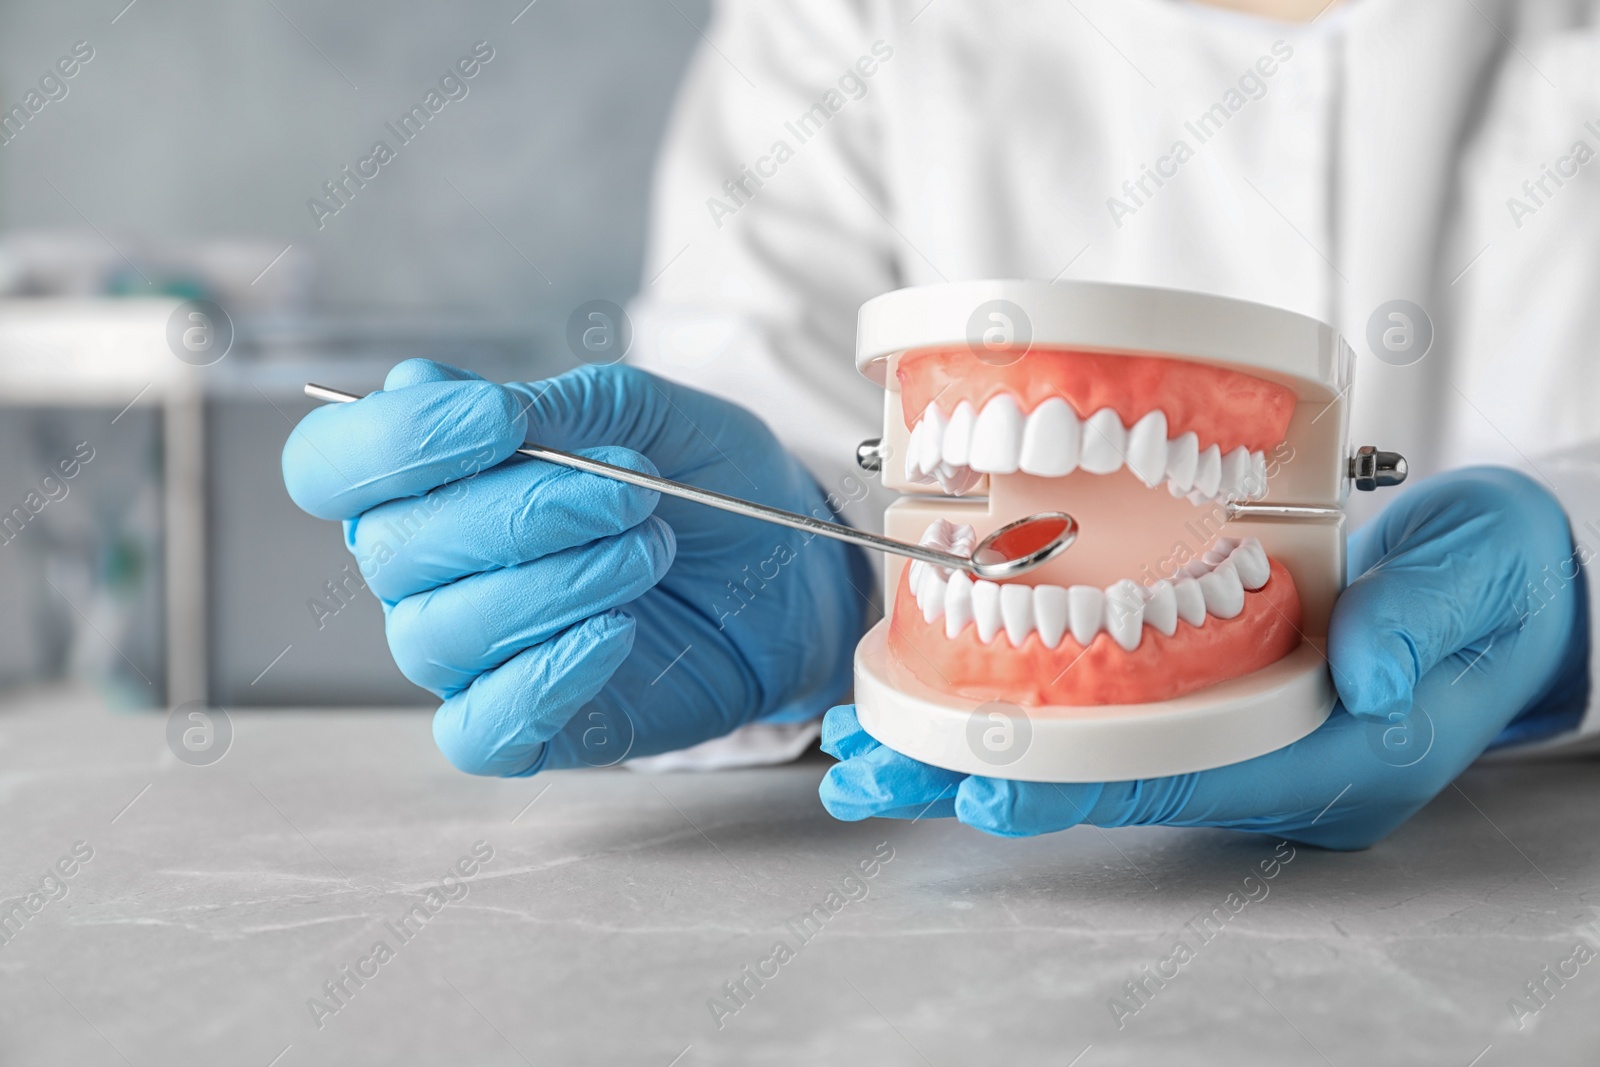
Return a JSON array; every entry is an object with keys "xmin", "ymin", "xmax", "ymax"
[
  {"xmin": 283, "ymin": 359, "xmax": 869, "ymax": 775},
  {"xmin": 821, "ymin": 467, "xmax": 1590, "ymax": 849}
]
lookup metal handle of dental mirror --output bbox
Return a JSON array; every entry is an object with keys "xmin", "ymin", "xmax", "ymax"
[{"xmin": 305, "ymin": 384, "xmax": 1078, "ymax": 581}]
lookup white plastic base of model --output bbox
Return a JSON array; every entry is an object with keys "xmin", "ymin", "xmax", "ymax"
[{"xmin": 853, "ymin": 622, "xmax": 1334, "ymax": 783}]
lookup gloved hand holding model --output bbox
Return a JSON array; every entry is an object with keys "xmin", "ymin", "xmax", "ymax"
[
  {"xmin": 821, "ymin": 468, "xmax": 1589, "ymax": 849},
  {"xmin": 282, "ymin": 358, "xmax": 868, "ymax": 775}
]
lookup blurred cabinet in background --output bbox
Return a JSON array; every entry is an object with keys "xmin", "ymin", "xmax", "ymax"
[{"xmin": 0, "ymin": 298, "xmax": 561, "ymax": 709}]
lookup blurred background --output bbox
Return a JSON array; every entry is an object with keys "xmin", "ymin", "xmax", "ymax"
[{"xmin": 0, "ymin": 0, "xmax": 707, "ymax": 708}]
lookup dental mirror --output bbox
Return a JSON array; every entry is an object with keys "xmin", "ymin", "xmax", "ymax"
[{"xmin": 304, "ymin": 383, "xmax": 1078, "ymax": 581}]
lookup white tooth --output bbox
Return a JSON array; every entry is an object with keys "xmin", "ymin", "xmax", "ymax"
[
  {"xmin": 971, "ymin": 579, "xmax": 1003, "ymax": 643},
  {"xmin": 1033, "ymin": 585, "xmax": 1069, "ymax": 649},
  {"xmin": 920, "ymin": 518, "xmax": 955, "ymax": 551},
  {"xmin": 905, "ymin": 419, "xmax": 928, "ymax": 479},
  {"xmin": 1067, "ymin": 585, "xmax": 1104, "ymax": 646},
  {"xmin": 969, "ymin": 395, "xmax": 1024, "ymax": 474},
  {"xmin": 1194, "ymin": 444, "xmax": 1222, "ymax": 499},
  {"xmin": 944, "ymin": 570, "xmax": 974, "ymax": 638},
  {"xmin": 1018, "ymin": 397, "xmax": 1081, "ymax": 477},
  {"xmin": 922, "ymin": 572, "xmax": 947, "ymax": 622},
  {"xmin": 1183, "ymin": 558, "xmax": 1211, "ymax": 579},
  {"xmin": 1104, "ymin": 579, "xmax": 1144, "ymax": 652},
  {"xmin": 919, "ymin": 405, "xmax": 948, "ymax": 475},
  {"xmin": 1166, "ymin": 432, "xmax": 1199, "ymax": 492},
  {"xmin": 943, "ymin": 401, "xmax": 976, "ymax": 467},
  {"xmin": 1202, "ymin": 536, "xmax": 1237, "ymax": 567},
  {"xmin": 1143, "ymin": 580, "xmax": 1178, "ymax": 637},
  {"xmin": 1000, "ymin": 583, "xmax": 1034, "ymax": 647},
  {"xmin": 949, "ymin": 523, "xmax": 978, "ymax": 555},
  {"xmin": 1198, "ymin": 560, "xmax": 1245, "ymax": 619},
  {"xmin": 1220, "ymin": 447, "xmax": 1252, "ymax": 501},
  {"xmin": 1079, "ymin": 408, "xmax": 1127, "ymax": 475},
  {"xmin": 917, "ymin": 527, "xmax": 952, "ymax": 573},
  {"xmin": 908, "ymin": 560, "xmax": 927, "ymax": 598},
  {"xmin": 1170, "ymin": 480, "xmax": 1191, "ymax": 499},
  {"xmin": 1126, "ymin": 410, "xmax": 1169, "ymax": 487},
  {"xmin": 1247, "ymin": 450, "xmax": 1268, "ymax": 499},
  {"xmin": 935, "ymin": 464, "xmax": 984, "ymax": 496},
  {"xmin": 1231, "ymin": 537, "xmax": 1271, "ymax": 590},
  {"xmin": 1173, "ymin": 576, "xmax": 1206, "ymax": 627}
]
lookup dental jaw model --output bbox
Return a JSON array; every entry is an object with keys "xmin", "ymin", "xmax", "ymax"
[{"xmin": 852, "ymin": 281, "xmax": 1402, "ymax": 781}]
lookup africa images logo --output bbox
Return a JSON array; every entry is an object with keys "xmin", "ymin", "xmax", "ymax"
[{"xmin": 966, "ymin": 699, "xmax": 1032, "ymax": 768}]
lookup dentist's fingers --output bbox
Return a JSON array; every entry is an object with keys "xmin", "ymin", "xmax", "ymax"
[
  {"xmin": 431, "ymin": 610, "xmax": 637, "ymax": 777},
  {"xmin": 819, "ymin": 708, "xmax": 963, "ymax": 822},
  {"xmin": 351, "ymin": 446, "xmax": 661, "ymax": 602},
  {"xmin": 503, "ymin": 365, "xmax": 782, "ymax": 494},
  {"xmin": 820, "ymin": 705, "xmax": 884, "ymax": 761},
  {"xmin": 946, "ymin": 717, "xmax": 1389, "ymax": 846},
  {"xmin": 952, "ymin": 779, "xmax": 1108, "ymax": 839},
  {"xmin": 283, "ymin": 366, "xmax": 527, "ymax": 521},
  {"xmin": 386, "ymin": 516, "xmax": 675, "ymax": 694},
  {"xmin": 1330, "ymin": 468, "xmax": 1572, "ymax": 721},
  {"xmin": 942, "ymin": 727, "xmax": 1387, "ymax": 848},
  {"xmin": 957, "ymin": 635, "xmax": 1543, "ymax": 849},
  {"xmin": 383, "ymin": 358, "xmax": 485, "ymax": 390}
]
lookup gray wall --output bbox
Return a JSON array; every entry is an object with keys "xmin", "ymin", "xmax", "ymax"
[{"xmin": 0, "ymin": 0, "xmax": 705, "ymax": 317}]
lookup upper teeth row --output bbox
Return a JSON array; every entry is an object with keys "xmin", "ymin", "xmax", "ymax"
[
  {"xmin": 907, "ymin": 519, "xmax": 1271, "ymax": 652},
  {"xmin": 904, "ymin": 398, "xmax": 1269, "ymax": 504}
]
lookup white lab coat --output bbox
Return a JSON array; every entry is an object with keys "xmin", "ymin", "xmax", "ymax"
[{"xmin": 626, "ymin": 0, "xmax": 1600, "ymax": 767}]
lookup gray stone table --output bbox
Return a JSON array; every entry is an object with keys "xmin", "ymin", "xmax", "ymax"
[{"xmin": 3, "ymin": 684, "xmax": 1599, "ymax": 1066}]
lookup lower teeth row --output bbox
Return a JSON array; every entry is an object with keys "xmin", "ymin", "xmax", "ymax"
[{"xmin": 908, "ymin": 520, "xmax": 1270, "ymax": 652}]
